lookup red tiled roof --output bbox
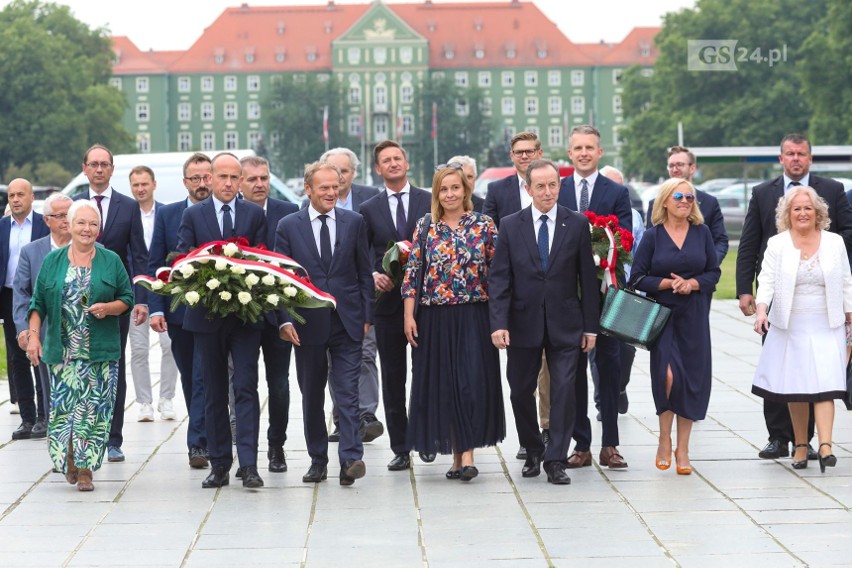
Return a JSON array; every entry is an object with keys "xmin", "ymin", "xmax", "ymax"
[
  {"xmin": 575, "ymin": 27, "xmax": 660, "ymax": 66},
  {"xmin": 111, "ymin": 36, "xmax": 171, "ymax": 75}
]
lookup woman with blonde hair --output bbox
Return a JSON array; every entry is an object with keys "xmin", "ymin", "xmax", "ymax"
[{"xmin": 752, "ymin": 186, "xmax": 852, "ymax": 473}]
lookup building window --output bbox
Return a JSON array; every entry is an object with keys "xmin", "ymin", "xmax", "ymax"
[
  {"xmin": 456, "ymin": 99, "xmax": 468, "ymax": 116},
  {"xmin": 374, "ymin": 115, "xmax": 388, "ymax": 140},
  {"xmin": 525, "ymin": 97, "xmax": 538, "ymax": 115},
  {"xmin": 247, "ymin": 101, "xmax": 261, "ymax": 120},
  {"xmin": 136, "ymin": 132, "xmax": 150, "ymax": 153},
  {"xmin": 178, "ymin": 103, "xmax": 191, "ymax": 122},
  {"xmin": 571, "ymin": 70, "xmax": 584, "ymax": 87},
  {"xmin": 247, "ymin": 131, "xmax": 261, "ymax": 148},
  {"xmin": 374, "ymin": 47, "xmax": 387, "ymax": 65},
  {"xmin": 136, "ymin": 77, "xmax": 149, "ymax": 93},
  {"xmin": 348, "ymin": 115, "xmax": 361, "ymax": 137},
  {"xmin": 178, "ymin": 132, "xmax": 192, "ymax": 151},
  {"xmin": 501, "ymin": 97, "xmax": 515, "ymax": 115},
  {"xmin": 478, "ymin": 71, "xmax": 491, "ymax": 88},
  {"xmin": 400, "ymin": 84, "xmax": 413, "ymax": 104},
  {"xmin": 347, "ymin": 47, "xmax": 360, "ymax": 65},
  {"xmin": 641, "ymin": 68, "xmax": 654, "ymax": 78},
  {"xmin": 501, "ymin": 71, "xmax": 515, "ymax": 87},
  {"xmin": 613, "ymin": 69, "xmax": 623, "ymax": 84},
  {"xmin": 269, "ymin": 131, "xmax": 279, "ymax": 148},
  {"xmin": 247, "ymin": 75, "xmax": 260, "ymax": 91},
  {"xmin": 524, "ymin": 71, "xmax": 538, "ymax": 87},
  {"xmin": 454, "ymin": 72, "xmax": 468, "ymax": 87},
  {"xmin": 547, "ymin": 70, "xmax": 561, "ymax": 86},
  {"xmin": 178, "ymin": 76, "xmax": 190, "ymax": 92},
  {"xmin": 613, "ymin": 127, "xmax": 622, "ymax": 146},
  {"xmin": 400, "ymin": 46, "xmax": 413, "ymax": 64},
  {"xmin": 224, "ymin": 102, "xmax": 238, "ymax": 120},
  {"xmin": 348, "ymin": 85, "xmax": 361, "ymax": 105},
  {"xmin": 548, "ymin": 126, "xmax": 563, "ymax": 148},
  {"xmin": 109, "ymin": 77, "xmax": 122, "ymax": 90},
  {"xmin": 481, "ymin": 97, "xmax": 492, "ymax": 116},
  {"xmin": 201, "ymin": 132, "xmax": 215, "ymax": 151},
  {"xmin": 374, "ymin": 84, "xmax": 387, "ymax": 111},
  {"xmin": 225, "ymin": 131, "xmax": 238, "ymax": 150},
  {"xmin": 214, "ymin": 54, "xmax": 225, "ymax": 64},
  {"xmin": 224, "ymin": 76, "xmax": 237, "ymax": 92},
  {"xmin": 402, "ymin": 115, "xmax": 415, "ymax": 135},
  {"xmin": 201, "ymin": 76, "xmax": 214, "ymax": 92},
  {"xmin": 474, "ymin": 48, "xmax": 485, "ymax": 59},
  {"xmin": 640, "ymin": 44, "xmax": 651, "ymax": 57},
  {"xmin": 201, "ymin": 102, "xmax": 214, "ymax": 121},
  {"xmin": 276, "ymin": 52, "xmax": 286, "ymax": 63},
  {"xmin": 245, "ymin": 53, "xmax": 255, "ymax": 64},
  {"xmin": 613, "ymin": 95, "xmax": 622, "ymax": 114},
  {"xmin": 571, "ymin": 96, "xmax": 585, "ymax": 115},
  {"xmin": 548, "ymin": 97, "xmax": 562, "ymax": 115},
  {"xmin": 136, "ymin": 103, "xmax": 149, "ymax": 122}
]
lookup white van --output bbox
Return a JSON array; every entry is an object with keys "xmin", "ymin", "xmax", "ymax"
[{"xmin": 60, "ymin": 149, "xmax": 301, "ymax": 204}]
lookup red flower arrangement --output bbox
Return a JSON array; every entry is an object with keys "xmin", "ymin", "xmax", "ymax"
[
  {"xmin": 376, "ymin": 240, "xmax": 413, "ymax": 299},
  {"xmin": 583, "ymin": 211, "xmax": 634, "ymax": 292}
]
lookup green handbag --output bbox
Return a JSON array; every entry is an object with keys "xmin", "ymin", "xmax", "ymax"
[{"xmin": 599, "ymin": 284, "xmax": 671, "ymax": 350}]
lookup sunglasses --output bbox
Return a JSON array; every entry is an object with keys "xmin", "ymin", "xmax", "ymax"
[
  {"xmin": 672, "ymin": 192, "xmax": 695, "ymax": 202},
  {"xmin": 435, "ymin": 161, "xmax": 464, "ymax": 172}
]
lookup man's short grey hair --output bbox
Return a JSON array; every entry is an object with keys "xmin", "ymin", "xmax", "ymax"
[
  {"xmin": 68, "ymin": 199, "xmax": 101, "ymax": 226},
  {"xmin": 43, "ymin": 192, "xmax": 73, "ymax": 215},
  {"xmin": 320, "ymin": 147, "xmax": 360, "ymax": 172},
  {"xmin": 600, "ymin": 165, "xmax": 624, "ymax": 185},
  {"xmin": 448, "ymin": 155, "xmax": 477, "ymax": 177}
]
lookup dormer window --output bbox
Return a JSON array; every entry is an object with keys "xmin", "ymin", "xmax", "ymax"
[
  {"xmin": 277, "ymin": 22, "xmax": 285, "ymax": 35},
  {"xmin": 214, "ymin": 48, "xmax": 225, "ymax": 65},
  {"xmin": 245, "ymin": 49, "xmax": 255, "ymax": 64},
  {"xmin": 275, "ymin": 49, "xmax": 286, "ymax": 63}
]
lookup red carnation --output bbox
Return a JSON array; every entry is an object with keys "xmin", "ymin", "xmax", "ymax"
[
  {"xmin": 211, "ymin": 245, "xmax": 223, "ymax": 255},
  {"xmin": 607, "ymin": 215, "xmax": 619, "ymax": 226},
  {"xmin": 171, "ymin": 253, "xmax": 187, "ymax": 265},
  {"xmin": 600, "ymin": 259, "xmax": 609, "ymax": 269},
  {"xmin": 584, "ymin": 211, "xmax": 597, "ymax": 222},
  {"xmin": 157, "ymin": 271, "xmax": 170, "ymax": 282}
]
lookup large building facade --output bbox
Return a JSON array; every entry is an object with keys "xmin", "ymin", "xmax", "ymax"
[{"xmin": 110, "ymin": 1, "xmax": 658, "ymax": 175}]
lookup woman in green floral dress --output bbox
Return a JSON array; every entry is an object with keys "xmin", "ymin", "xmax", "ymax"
[{"xmin": 26, "ymin": 201, "xmax": 133, "ymax": 491}]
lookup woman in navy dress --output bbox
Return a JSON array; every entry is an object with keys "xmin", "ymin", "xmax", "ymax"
[{"xmin": 629, "ymin": 178, "xmax": 720, "ymax": 475}]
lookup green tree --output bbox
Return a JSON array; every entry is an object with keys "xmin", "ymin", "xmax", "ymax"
[{"xmin": 0, "ymin": 1, "xmax": 132, "ymax": 176}]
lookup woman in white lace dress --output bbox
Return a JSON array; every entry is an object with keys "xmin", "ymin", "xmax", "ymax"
[{"xmin": 752, "ymin": 186, "xmax": 852, "ymax": 473}]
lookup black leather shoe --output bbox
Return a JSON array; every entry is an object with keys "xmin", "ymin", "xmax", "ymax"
[
  {"xmin": 618, "ymin": 390, "xmax": 629, "ymax": 414},
  {"xmin": 12, "ymin": 422, "xmax": 33, "ymax": 440},
  {"xmin": 302, "ymin": 464, "xmax": 328, "ymax": 483},
  {"xmin": 268, "ymin": 446, "xmax": 287, "ymax": 472},
  {"xmin": 807, "ymin": 443, "xmax": 818, "ymax": 461},
  {"xmin": 387, "ymin": 453, "xmax": 411, "ymax": 471},
  {"xmin": 189, "ymin": 447, "xmax": 209, "ymax": 469},
  {"xmin": 522, "ymin": 452, "xmax": 542, "ymax": 478},
  {"xmin": 201, "ymin": 466, "xmax": 230, "ymax": 488},
  {"xmin": 460, "ymin": 465, "xmax": 479, "ymax": 482},
  {"xmin": 541, "ymin": 429, "xmax": 551, "ymax": 448},
  {"xmin": 359, "ymin": 415, "xmax": 384, "ymax": 443},
  {"xmin": 516, "ymin": 446, "xmax": 527, "ymax": 460},
  {"xmin": 241, "ymin": 465, "xmax": 264, "ymax": 488},
  {"xmin": 340, "ymin": 459, "xmax": 366, "ymax": 486},
  {"xmin": 30, "ymin": 419, "xmax": 47, "ymax": 439},
  {"xmin": 419, "ymin": 451, "xmax": 436, "ymax": 463},
  {"xmin": 544, "ymin": 461, "xmax": 571, "ymax": 485},
  {"xmin": 758, "ymin": 439, "xmax": 790, "ymax": 459},
  {"xmin": 328, "ymin": 425, "xmax": 341, "ymax": 443}
]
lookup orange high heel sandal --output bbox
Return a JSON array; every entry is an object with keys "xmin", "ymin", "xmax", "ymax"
[{"xmin": 674, "ymin": 449, "xmax": 692, "ymax": 475}]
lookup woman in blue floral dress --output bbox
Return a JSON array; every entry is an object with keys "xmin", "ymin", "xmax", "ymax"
[
  {"xmin": 402, "ymin": 164, "xmax": 505, "ymax": 481},
  {"xmin": 26, "ymin": 201, "xmax": 133, "ymax": 491}
]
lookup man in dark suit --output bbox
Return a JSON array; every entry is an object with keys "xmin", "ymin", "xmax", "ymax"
[
  {"xmin": 319, "ymin": 148, "xmax": 383, "ymax": 444},
  {"xmin": 737, "ymin": 133, "xmax": 852, "ymax": 460},
  {"xmin": 490, "ymin": 159, "xmax": 599, "ymax": 485},
  {"xmin": 74, "ymin": 145, "xmax": 149, "ymax": 462},
  {"xmin": 448, "ymin": 154, "xmax": 484, "ymax": 212},
  {"xmin": 149, "ymin": 152, "xmax": 212, "ymax": 469},
  {"xmin": 646, "ymin": 146, "xmax": 729, "ymax": 264},
  {"xmin": 558, "ymin": 124, "xmax": 632, "ymax": 470},
  {"xmin": 177, "ymin": 152, "xmax": 267, "ymax": 489},
  {"xmin": 239, "ymin": 155, "xmax": 298, "ymax": 475},
  {"xmin": 483, "ymin": 131, "xmax": 543, "ymax": 228},
  {"xmin": 277, "ymin": 160, "xmax": 374, "ymax": 485},
  {"xmin": 2, "ymin": 178, "xmax": 49, "ymax": 439},
  {"xmin": 359, "ymin": 140, "xmax": 432, "ymax": 471}
]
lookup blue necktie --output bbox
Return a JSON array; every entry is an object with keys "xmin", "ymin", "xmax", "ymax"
[
  {"xmin": 579, "ymin": 178, "xmax": 590, "ymax": 212},
  {"xmin": 537, "ymin": 214, "xmax": 549, "ymax": 272},
  {"xmin": 221, "ymin": 203, "xmax": 233, "ymax": 238}
]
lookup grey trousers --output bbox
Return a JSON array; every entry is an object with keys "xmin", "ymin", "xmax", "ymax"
[{"xmin": 129, "ymin": 321, "xmax": 179, "ymax": 404}]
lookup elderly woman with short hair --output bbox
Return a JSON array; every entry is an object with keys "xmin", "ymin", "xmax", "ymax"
[{"xmin": 26, "ymin": 200, "xmax": 133, "ymax": 491}]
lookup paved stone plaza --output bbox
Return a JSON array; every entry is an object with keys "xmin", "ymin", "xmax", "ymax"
[{"xmin": 0, "ymin": 300, "xmax": 850, "ymax": 567}]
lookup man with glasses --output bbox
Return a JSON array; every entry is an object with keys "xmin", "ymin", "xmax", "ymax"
[
  {"xmin": 646, "ymin": 146, "xmax": 728, "ymax": 264},
  {"xmin": 75, "ymin": 145, "xmax": 149, "ymax": 462},
  {"xmin": 483, "ymin": 132, "xmax": 543, "ymax": 228},
  {"xmin": 148, "ymin": 152, "xmax": 212, "ymax": 469}
]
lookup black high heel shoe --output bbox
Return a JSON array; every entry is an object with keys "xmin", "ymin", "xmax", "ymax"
[
  {"xmin": 818, "ymin": 442, "xmax": 837, "ymax": 473},
  {"xmin": 791, "ymin": 443, "xmax": 808, "ymax": 470}
]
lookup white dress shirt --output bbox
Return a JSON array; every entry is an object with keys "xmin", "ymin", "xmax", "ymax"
[
  {"xmin": 5, "ymin": 211, "xmax": 33, "ymax": 288},
  {"xmin": 211, "ymin": 195, "xmax": 237, "ymax": 236},
  {"xmin": 783, "ymin": 173, "xmax": 811, "ymax": 193},
  {"xmin": 518, "ymin": 174, "xmax": 532, "ymax": 209},
  {"xmin": 88, "ymin": 186, "xmax": 114, "ymax": 225},
  {"xmin": 385, "ymin": 183, "xmax": 411, "ymax": 219},
  {"xmin": 573, "ymin": 171, "xmax": 600, "ymax": 207},
  {"xmin": 140, "ymin": 205, "xmax": 156, "ymax": 249},
  {"xmin": 530, "ymin": 203, "xmax": 556, "ymax": 252},
  {"xmin": 308, "ymin": 205, "xmax": 336, "ymax": 257}
]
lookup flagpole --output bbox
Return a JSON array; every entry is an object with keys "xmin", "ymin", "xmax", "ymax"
[
  {"xmin": 431, "ymin": 101, "xmax": 438, "ymax": 162},
  {"xmin": 322, "ymin": 105, "xmax": 329, "ymax": 152}
]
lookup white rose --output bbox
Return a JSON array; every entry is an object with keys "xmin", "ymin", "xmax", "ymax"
[
  {"xmin": 179, "ymin": 264, "xmax": 195, "ymax": 278},
  {"xmin": 238, "ymin": 291, "xmax": 252, "ymax": 305},
  {"xmin": 230, "ymin": 265, "xmax": 246, "ymax": 275},
  {"xmin": 245, "ymin": 273, "xmax": 260, "ymax": 288},
  {"xmin": 150, "ymin": 280, "xmax": 164, "ymax": 290},
  {"xmin": 223, "ymin": 242, "xmax": 240, "ymax": 257},
  {"xmin": 185, "ymin": 291, "xmax": 200, "ymax": 305},
  {"xmin": 215, "ymin": 259, "xmax": 228, "ymax": 271},
  {"xmin": 278, "ymin": 277, "xmax": 288, "ymax": 286},
  {"xmin": 170, "ymin": 286, "xmax": 183, "ymax": 295},
  {"xmin": 206, "ymin": 278, "xmax": 221, "ymax": 290},
  {"xmin": 268, "ymin": 260, "xmax": 280, "ymax": 268},
  {"xmin": 219, "ymin": 291, "xmax": 232, "ymax": 301},
  {"xmin": 261, "ymin": 274, "xmax": 276, "ymax": 286},
  {"xmin": 196, "ymin": 258, "xmax": 210, "ymax": 264},
  {"xmin": 266, "ymin": 294, "xmax": 280, "ymax": 306},
  {"xmin": 284, "ymin": 286, "xmax": 298, "ymax": 298},
  {"xmin": 593, "ymin": 254, "xmax": 601, "ymax": 266}
]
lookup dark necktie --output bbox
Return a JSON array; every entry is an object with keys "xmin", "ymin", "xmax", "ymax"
[
  {"xmin": 788, "ymin": 180, "xmax": 801, "ymax": 193},
  {"xmin": 393, "ymin": 193, "xmax": 407, "ymax": 241},
  {"xmin": 319, "ymin": 214, "xmax": 332, "ymax": 271},
  {"xmin": 579, "ymin": 179, "xmax": 590, "ymax": 213},
  {"xmin": 537, "ymin": 214, "xmax": 549, "ymax": 272},
  {"xmin": 221, "ymin": 203, "xmax": 233, "ymax": 238},
  {"xmin": 92, "ymin": 194, "xmax": 105, "ymax": 235}
]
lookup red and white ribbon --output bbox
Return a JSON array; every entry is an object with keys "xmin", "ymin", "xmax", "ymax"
[{"xmin": 601, "ymin": 225, "xmax": 619, "ymax": 294}]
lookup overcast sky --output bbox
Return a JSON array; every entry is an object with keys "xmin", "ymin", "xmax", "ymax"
[{"xmin": 2, "ymin": 0, "xmax": 697, "ymax": 51}]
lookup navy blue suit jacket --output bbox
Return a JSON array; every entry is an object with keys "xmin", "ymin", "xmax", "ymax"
[
  {"xmin": 483, "ymin": 174, "xmax": 522, "ymax": 228},
  {"xmin": 263, "ymin": 197, "xmax": 299, "ymax": 249},
  {"xmin": 0, "ymin": 212, "xmax": 49, "ymax": 287},
  {"xmin": 148, "ymin": 199, "xmax": 191, "ymax": 324},
  {"xmin": 489, "ymin": 205, "xmax": 599, "ymax": 348},
  {"xmin": 359, "ymin": 186, "xmax": 432, "ymax": 317},
  {"xmin": 558, "ymin": 174, "xmax": 633, "ymax": 232},
  {"xmin": 176, "ymin": 197, "xmax": 267, "ymax": 332},
  {"xmin": 646, "ymin": 189, "xmax": 729, "ymax": 264},
  {"xmin": 300, "ymin": 183, "xmax": 380, "ymax": 214},
  {"xmin": 274, "ymin": 207, "xmax": 373, "ymax": 344},
  {"xmin": 74, "ymin": 190, "xmax": 148, "ymax": 304}
]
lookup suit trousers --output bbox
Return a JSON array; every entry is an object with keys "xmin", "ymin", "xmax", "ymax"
[
  {"xmin": 374, "ymin": 311, "xmax": 410, "ymax": 454},
  {"xmin": 195, "ymin": 319, "xmax": 261, "ymax": 468},
  {"xmin": 129, "ymin": 322, "xmax": 178, "ymax": 405},
  {"xmin": 293, "ymin": 313, "xmax": 364, "ymax": 466},
  {"xmin": 1, "ymin": 287, "xmax": 42, "ymax": 422},
  {"xmin": 107, "ymin": 313, "xmax": 130, "ymax": 448},
  {"xmin": 260, "ymin": 323, "xmax": 291, "ymax": 447},
  {"xmin": 573, "ymin": 333, "xmax": 621, "ymax": 450},
  {"xmin": 330, "ymin": 325, "xmax": 379, "ymax": 425},
  {"xmin": 168, "ymin": 324, "xmax": 207, "ymax": 450},
  {"xmin": 590, "ymin": 343, "xmax": 635, "ymax": 407},
  {"xmin": 536, "ymin": 354, "xmax": 551, "ymax": 430},
  {"xmin": 507, "ymin": 332, "xmax": 579, "ymax": 464}
]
